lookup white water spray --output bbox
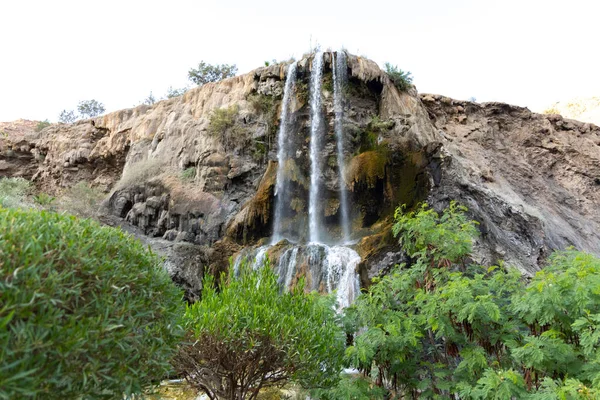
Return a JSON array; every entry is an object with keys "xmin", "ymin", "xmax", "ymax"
[
  {"xmin": 272, "ymin": 62, "xmax": 298, "ymax": 244},
  {"xmin": 308, "ymin": 52, "xmax": 324, "ymax": 243},
  {"xmin": 332, "ymin": 51, "xmax": 351, "ymax": 243}
]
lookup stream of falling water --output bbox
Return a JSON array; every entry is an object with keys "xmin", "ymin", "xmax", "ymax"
[
  {"xmin": 332, "ymin": 51, "xmax": 351, "ymax": 243},
  {"xmin": 233, "ymin": 52, "xmax": 360, "ymax": 309},
  {"xmin": 272, "ymin": 62, "xmax": 298, "ymax": 244},
  {"xmin": 308, "ymin": 52, "xmax": 324, "ymax": 244}
]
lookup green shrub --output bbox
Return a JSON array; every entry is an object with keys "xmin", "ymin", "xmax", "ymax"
[
  {"xmin": 35, "ymin": 119, "xmax": 51, "ymax": 132},
  {"xmin": 59, "ymin": 181, "xmax": 104, "ymax": 218},
  {"xmin": 33, "ymin": 192, "xmax": 56, "ymax": 207},
  {"xmin": 0, "ymin": 208, "xmax": 185, "ymax": 399},
  {"xmin": 165, "ymin": 86, "xmax": 188, "ymax": 98},
  {"xmin": 116, "ymin": 158, "xmax": 164, "ymax": 190},
  {"xmin": 181, "ymin": 167, "xmax": 196, "ymax": 181},
  {"xmin": 208, "ymin": 105, "xmax": 239, "ymax": 137},
  {"xmin": 188, "ymin": 61, "xmax": 237, "ymax": 86},
  {"xmin": 174, "ymin": 259, "xmax": 345, "ymax": 400},
  {"xmin": 0, "ymin": 177, "xmax": 32, "ymax": 208},
  {"xmin": 384, "ymin": 63, "xmax": 413, "ymax": 92},
  {"xmin": 342, "ymin": 202, "xmax": 600, "ymax": 398}
]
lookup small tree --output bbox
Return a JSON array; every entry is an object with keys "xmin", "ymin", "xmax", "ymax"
[
  {"xmin": 384, "ymin": 63, "xmax": 413, "ymax": 92},
  {"xmin": 143, "ymin": 91, "xmax": 156, "ymax": 105},
  {"xmin": 174, "ymin": 259, "xmax": 345, "ymax": 400},
  {"xmin": 58, "ymin": 109, "xmax": 77, "ymax": 123},
  {"xmin": 166, "ymin": 86, "xmax": 188, "ymax": 98},
  {"xmin": 35, "ymin": 119, "xmax": 51, "ymax": 132},
  {"xmin": 0, "ymin": 208, "xmax": 185, "ymax": 399},
  {"xmin": 188, "ymin": 61, "xmax": 238, "ymax": 86},
  {"xmin": 77, "ymin": 99, "xmax": 105, "ymax": 118}
]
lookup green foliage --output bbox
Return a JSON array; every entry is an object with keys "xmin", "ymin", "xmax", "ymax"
[
  {"xmin": 143, "ymin": 91, "xmax": 156, "ymax": 105},
  {"xmin": 188, "ymin": 61, "xmax": 238, "ymax": 86},
  {"xmin": 384, "ymin": 63, "xmax": 413, "ymax": 92},
  {"xmin": 174, "ymin": 259, "xmax": 345, "ymax": 400},
  {"xmin": 77, "ymin": 99, "xmax": 105, "ymax": 118},
  {"xmin": 166, "ymin": 86, "xmax": 188, "ymax": 98},
  {"xmin": 33, "ymin": 192, "xmax": 56, "ymax": 207},
  {"xmin": 356, "ymin": 115, "xmax": 394, "ymax": 153},
  {"xmin": 116, "ymin": 157, "xmax": 164, "ymax": 190},
  {"xmin": 312, "ymin": 375, "xmax": 386, "ymax": 400},
  {"xmin": 181, "ymin": 167, "xmax": 196, "ymax": 181},
  {"xmin": 340, "ymin": 201, "xmax": 600, "ymax": 398},
  {"xmin": 392, "ymin": 201, "xmax": 479, "ymax": 265},
  {"xmin": 208, "ymin": 105, "xmax": 239, "ymax": 137},
  {"xmin": 0, "ymin": 208, "xmax": 184, "ymax": 399},
  {"xmin": 35, "ymin": 119, "xmax": 51, "ymax": 132},
  {"xmin": 58, "ymin": 109, "xmax": 77, "ymax": 123},
  {"xmin": 58, "ymin": 181, "xmax": 104, "ymax": 219},
  {"xmin": 0, "ymin": 177, "xmax": 32, "ymax": 208}
]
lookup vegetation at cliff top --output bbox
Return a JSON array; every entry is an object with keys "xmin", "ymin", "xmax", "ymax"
[
  {"xmin": 58, "ymin": 99, "xmax": 106, "ymax": 123},
  {"xmin": 385, "ymin": 62, "xmax": 413, "ymax": 92},
  {"xmin": 174, "ymin": 259, "xmax": 345, "ymax": 400},
  {"xmin": 34, "ymin": 119, "xmax": 51, "ymax": 132},
  {"xmin": 0, "ymin": 208, "xmax": 185, "ymax": 399},
  {"xmin": 188, "ymin": 60, "xmax": 238, "ymax": 86}
]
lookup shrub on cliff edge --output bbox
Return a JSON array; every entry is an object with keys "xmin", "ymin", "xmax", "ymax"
[
  {"xmin": 385, "ymin": 63, "xmax": 413, "ymax": 92},
  {"xmin": 0, "ymin": 208, "xmax": 185, "ymax": 399}
]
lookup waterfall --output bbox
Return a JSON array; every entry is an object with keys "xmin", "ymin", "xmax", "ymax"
[
  {"xmin": 232, "ymin": 52, "xmax": 361, "ymax": 310},
  {"xmin": 272, "ymin": 62, "xmax": 298, "ymax": 244},
  {"xmin": 308, "ymin": 52, "xmax": 324, "ymax": 244},
  {"xmin": 332, "ymin": 51, "xmax": 351, "ymax": 243}
]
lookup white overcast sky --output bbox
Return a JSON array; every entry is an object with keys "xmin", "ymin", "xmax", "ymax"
[{"xmin": 1, "ymin": 0, "xmax": 599, "ymax": 122}]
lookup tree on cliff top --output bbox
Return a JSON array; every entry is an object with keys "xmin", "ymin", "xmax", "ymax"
[
  {"xmin": 188, "ymin": 61, "xmax": 238, "ymax": 86},
  {"xmin": 174, "ymin": 259, "xmax": 345, "ymax": 400},
  {"xmin": 77, "ymin": 99, "xmax": 105, "ymax": 118}
]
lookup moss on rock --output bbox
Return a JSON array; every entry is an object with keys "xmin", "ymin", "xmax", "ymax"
[{"xmin": 345, "ymin": 149, "xmax": 389, "ymax": 191}]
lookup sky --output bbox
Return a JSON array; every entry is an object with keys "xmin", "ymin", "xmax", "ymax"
[{"xmin": 1, "ymin": 0, "xmax": 599, "ymax": 122}]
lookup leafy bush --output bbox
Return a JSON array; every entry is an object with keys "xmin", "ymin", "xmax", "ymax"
[
  {"xmin": 77, "ymin": 99, "xmax": 105, "ymax": 119},
  {"xmin": 208, "ymin": 105, "xmax": 239, "ymax": 136},
  {"xmin": 0, "ymin": 208, "xmax": 185, "ymax": 399},
  {"xmin": 384, "ymin": 63, "xmax": 413, "ymax": 92},
  {"xmin": 35, "ymin": 119, "xmax": 51, "ymax": 132},
  {"xmin": 207, "ymin": 105, "xmax": 252, "ymax": 153},
  {"xmin": 116, "ymin": 157, "xmax": 164, "ymax": 190},
  {"xmin": 58, "ymin": 181, "xmax": 104, "ymax": 218},
  {"xmin": 33, "ymin": 192, "xmax": 56, "ymax": 207},
  {"xmin": 188, "ymin": 61, "xmax": 237, "ymax": 86},
  {"xmin": 181, "ymin": 167, "xmax": 196, "ymax": 181},
  {"xmin": 143, "ymin": 91, "xmax": 156, "ymax": 105},
  {"xmin": 174, "ymin": 259, "xmax": 345, "ymax": 400},
  {"xmin": 0, "ymin": 177, "xmax": 32, "ymax": 208},
  {"xmin": 340, "ymin": 202, "xmax": 600, "ymax": 398},
  {"xmin": 58, "ymin": 109, "xmax": 77, "ymax": 124},
  {"xmin": 166, "ymin": 86, "xmax": 188, "ymax": 98}
]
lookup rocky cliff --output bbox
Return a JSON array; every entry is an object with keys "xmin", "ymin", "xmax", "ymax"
[{"xmin": 2, "ymin": 52, "xmax": 599, "ymax": 299}]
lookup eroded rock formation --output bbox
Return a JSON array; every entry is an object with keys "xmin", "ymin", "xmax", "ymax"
[{"xmin": 2, "ymin": 52, "xmax": 599, "ymax": 298}]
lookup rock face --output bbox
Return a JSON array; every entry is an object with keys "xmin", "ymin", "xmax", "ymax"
[
  {"xmin": 420, "ymin": 95, "xmax": 600, "ymax": 274},
  {"xmin": 1, "ymin": 52, "xmax": 599, "ymax": 296}
]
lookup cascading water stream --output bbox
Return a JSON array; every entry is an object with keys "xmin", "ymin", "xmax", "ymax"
[
  {"xmin": 271, "ymin": 61, "xmax": 298, "ymax": 244},
  {"xmin": 308, "ymin": 52, "xmax": 324, "ymax": 244},
  {"xmin": 332, "ymin": 51, "xmax": 351, "ymax": 243},
  {"xmin": 233, "ymin": 52, "xmax": 361, "ymax": 310}
]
